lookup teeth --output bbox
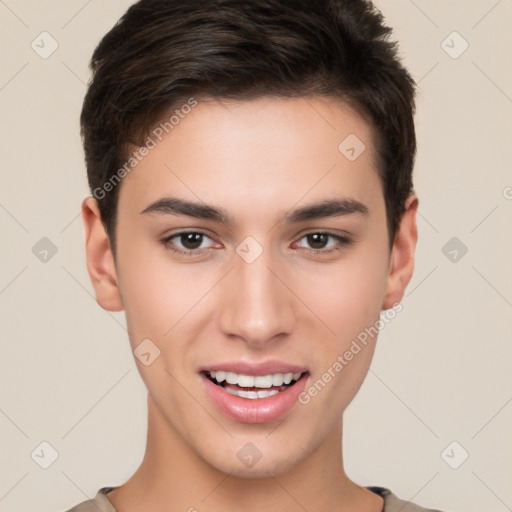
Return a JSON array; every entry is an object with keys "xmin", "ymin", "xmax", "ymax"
[
  {"xmin": 272, "ymin": 374, "xmax": 284, "ymax": 386},
  {"xmin": 208, "ymin": 370, "xmax": 303, "ymax": 388},
  {"xmin": 224, "ymin": 387, "xmax": 281, "ymax": 399},
  {"xmin": 254, "ymin": 375, "xmax": 273, "ymax": 388},
  {"xmin": 225, "ymin": 372, "xmax": 239, "ymax": 385}
]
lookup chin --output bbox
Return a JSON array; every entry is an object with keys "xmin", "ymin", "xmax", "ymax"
[{"xmin": 202, "ymin": 443, "xmax": 305, "ymax": 479}]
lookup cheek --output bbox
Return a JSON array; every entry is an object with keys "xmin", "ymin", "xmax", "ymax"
[
  {"xmin": 115, "ymin": 242, "xmax": 227, "ymax": 384},
  {"xmin": 116, "ymin": 242, "xmax": 192, "ymax": 346},
  {"xmin": 115, "ymin": 250, "xmax": 205, "ymax": 400},
  {"xmin": 304, "ymin": 252, "xmax": 389, "ymax": 341},
  {"xmin": 297, "ymin": 244, "xmax": 390, "ymax": 408},
  {"xmin": 298, "ymin": 259, "xmax": 388, "ymax": 414}
]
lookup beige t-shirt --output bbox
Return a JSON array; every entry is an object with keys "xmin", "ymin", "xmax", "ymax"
[{"xmin": 65, "ymin": 486, "xmax": 445, "ymax": 511}]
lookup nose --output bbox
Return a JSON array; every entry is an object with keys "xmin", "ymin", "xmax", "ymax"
[{"xmin": 218, "ymin": 247, "xmax": 296, "ymax": 349}]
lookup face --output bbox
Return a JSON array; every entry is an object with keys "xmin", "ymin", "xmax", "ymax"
[{"xmin": 85, "ymin": 96, "xmax": 416, "ymax": 478}]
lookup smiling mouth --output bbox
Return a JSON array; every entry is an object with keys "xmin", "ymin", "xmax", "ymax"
[{"xmin": 202, "ymin": 370, "xmax": 308, "ymax": 400}]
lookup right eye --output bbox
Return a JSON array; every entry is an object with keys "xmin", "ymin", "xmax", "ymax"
[{"xmin": 161, "ymin": 231, "xmax": 219, "ymax": 256}]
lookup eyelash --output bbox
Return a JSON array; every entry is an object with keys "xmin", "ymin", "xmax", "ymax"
[{"xmin": 161, "ymin": 231, "xmax": 352, "ymax": 257}]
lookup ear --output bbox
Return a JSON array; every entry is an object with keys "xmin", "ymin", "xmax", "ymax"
[
  {"xmin": 82, "ymin": 196, "xmax": 124, "ymax": 312},
  {"xmin": 382, "ymin": 195, "xmax": 418, "ymax": 310}
]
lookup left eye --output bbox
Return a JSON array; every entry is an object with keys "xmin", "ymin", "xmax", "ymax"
[{"xmin": 295, "ymin": 233, "xmax": 347, "ymax": 251}]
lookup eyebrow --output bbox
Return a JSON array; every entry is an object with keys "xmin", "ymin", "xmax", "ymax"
[{"xmin": 140, "ymin": 196, "xmax": 369, "ymax": 224}]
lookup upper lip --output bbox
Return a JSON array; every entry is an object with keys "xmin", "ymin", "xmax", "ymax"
[{"xmin": 201, "ymin": 359, "xmax": 308, "ymax": 376}]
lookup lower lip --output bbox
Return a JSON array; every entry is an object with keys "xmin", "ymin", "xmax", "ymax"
[{"xmin": 200, "ymin": 373, "xmax": 308, "ymax": 424}]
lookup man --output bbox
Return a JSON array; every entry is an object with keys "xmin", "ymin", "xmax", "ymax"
[{"xmin": 68, "ymin": 0, "xmax": 443, "ymax": 510}]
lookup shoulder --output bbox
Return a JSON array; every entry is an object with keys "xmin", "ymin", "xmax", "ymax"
[
  {"xmin": 368, "ymin": 486, "xmax": 447, "ymax": 512},
  {"xmin": 64, "ymin": 485, "xmax": 448, "ymax": 512},
  {"xmin": 64, "ymin": 487, "xmax": 117, "ymax": 512}
]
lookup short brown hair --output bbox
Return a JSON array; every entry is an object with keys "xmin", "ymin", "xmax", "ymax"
[{"xmin": 81, "ymin": 0, "xmax": 416, "ymax": 256}]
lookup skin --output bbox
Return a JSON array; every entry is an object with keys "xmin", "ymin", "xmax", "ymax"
[{"xmin": 82, "ymin": 96, "xmax": 418, "ymax": 512}]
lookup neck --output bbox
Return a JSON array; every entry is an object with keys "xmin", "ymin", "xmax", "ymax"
[{"xmin": 107, "ymin": 394, "xmax": 383, "ymax": 512}]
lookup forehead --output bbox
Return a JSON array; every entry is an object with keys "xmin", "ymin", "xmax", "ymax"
[{"xmin": 117, "ymin": 96, "xmax": 383, "ymax": 219}]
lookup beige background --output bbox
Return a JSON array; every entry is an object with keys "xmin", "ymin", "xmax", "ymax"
[{"xmin": 1, "ymin": 1, "xmax": 511, "ymax": 511}]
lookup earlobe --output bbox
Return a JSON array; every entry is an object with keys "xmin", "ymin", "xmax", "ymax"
[
  {"xmin": 81, "ymin": 196, "xmax": 124, "ymax": 312},
  {"xmin": 382, "ymin": 195, "xmax": 419, "ymax": 310}
]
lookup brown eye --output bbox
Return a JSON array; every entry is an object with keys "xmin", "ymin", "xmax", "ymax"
[
  {"xmin": 180, "ymin": 232, "xmax": 203, "ymax": 249},
  {"xmin": 306, "ymin": 233, "xmax": 329, "ymax": 249},
  {"xmin": 294, "ymin": 232, "xmax": 352, "ymax": 255},
  {"xmin": 162, "ymin": 231, "xmax": 217, "ymax": 255}
]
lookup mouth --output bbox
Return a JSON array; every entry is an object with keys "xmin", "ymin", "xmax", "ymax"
[
  {"xmin": 202, "ymin": 370, "xmax": 307, "ymax": 399},
  {"xmin": 199, "ymin": 364, "xmax": 310, "ymax": 424}
]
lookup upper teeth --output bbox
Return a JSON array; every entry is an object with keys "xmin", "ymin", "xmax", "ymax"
[{"xmin": 209, "ymin": 371, "xmax": 302, "ymax": 388}]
